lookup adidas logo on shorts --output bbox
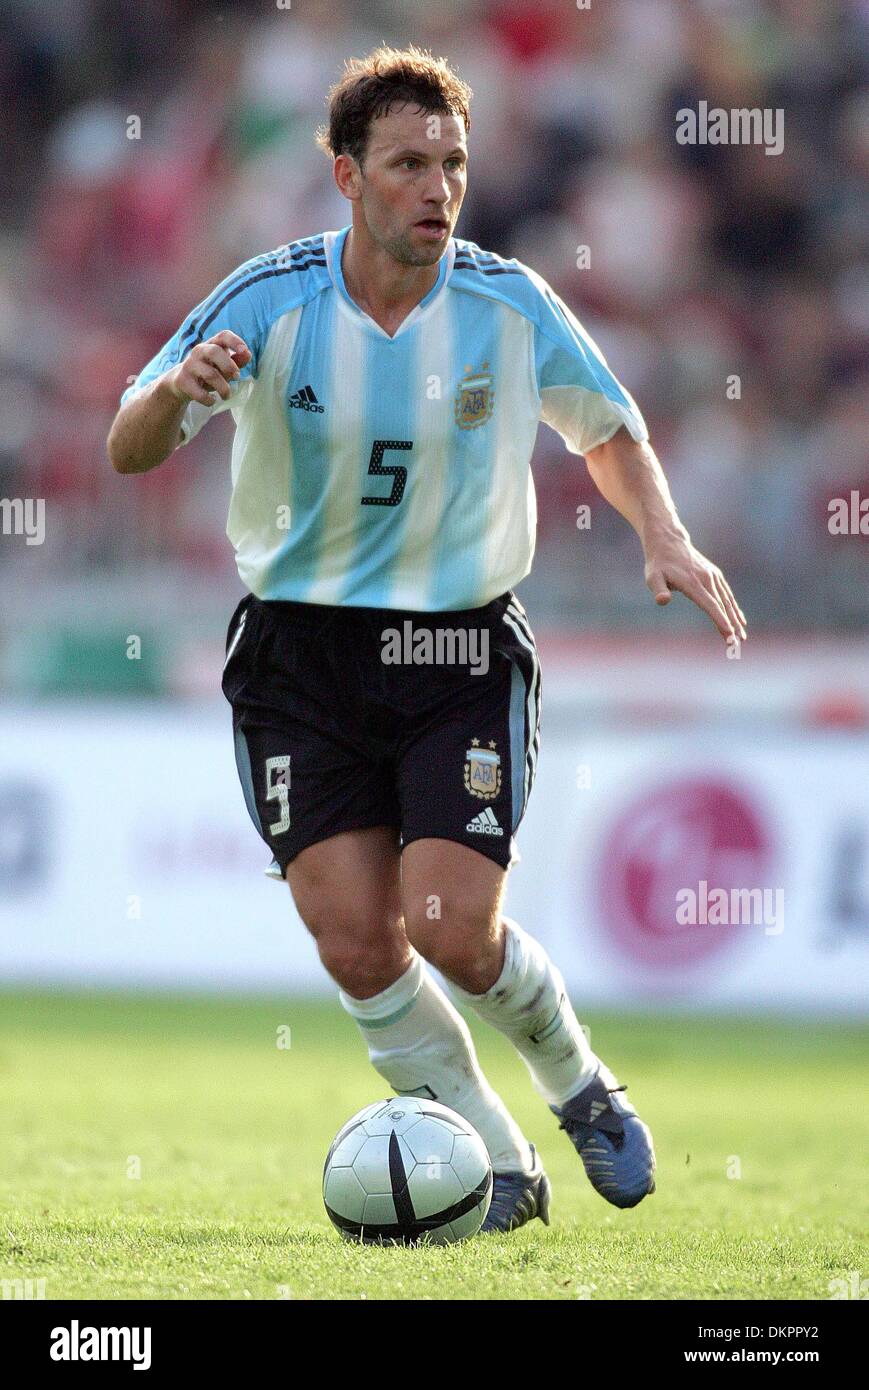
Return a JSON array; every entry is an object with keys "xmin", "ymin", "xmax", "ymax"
[
  {"xmin": 289, "ymin": 385, "xmax": 324, "ymax": 413},
  {"xmin": 466, "ymin": 807, "xmax": 503, "ymax": 837}
]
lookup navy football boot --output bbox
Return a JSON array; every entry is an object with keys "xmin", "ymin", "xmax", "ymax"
[
  {"xmin": 481, "ymin": 1144, "xmax": 552, "ymax": 1233},
  {"xmin": 551, "ymin": 1062, "xmax": 656, "ymax": 1209}
]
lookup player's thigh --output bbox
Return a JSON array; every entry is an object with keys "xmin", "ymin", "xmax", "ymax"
[
  {"xmin": 286, "ymin": 826, "xmax": 410, "ymax": 996},
  {"xmin": 401, "ymin": 837, "xmax": 507, "ymax": 986},
  {"xmin": 286, "ymin": 824, "xmax": 402, "ymax": 935}
]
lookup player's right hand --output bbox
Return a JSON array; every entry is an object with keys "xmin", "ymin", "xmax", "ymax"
[{"xmin": 165, "ymin": 331, "xmax": 253, "ymax": 407}]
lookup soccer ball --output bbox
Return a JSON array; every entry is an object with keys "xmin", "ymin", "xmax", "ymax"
[{"xmin": 323, "ymin": 1097, "xmax": 493, "ymax": 1245}]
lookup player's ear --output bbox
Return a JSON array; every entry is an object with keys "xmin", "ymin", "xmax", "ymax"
[{"xmin": 333, "ymin": 153, "xmax": 361, "ymax": 200}]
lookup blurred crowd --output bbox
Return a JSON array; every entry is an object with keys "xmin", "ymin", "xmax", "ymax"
[{"xmin": 1, "ymin": 0, "xmax": 867, "ymax": 652}]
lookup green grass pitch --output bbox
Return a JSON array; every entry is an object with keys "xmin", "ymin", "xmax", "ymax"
[{"xmin": 0, "ymin": 991, "xmax": 865, "ymax": 1300}]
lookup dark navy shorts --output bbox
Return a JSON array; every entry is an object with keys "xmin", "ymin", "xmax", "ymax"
[{"xmin": 221, "ymin": 590, "xmax": 541, "ymax": 878}]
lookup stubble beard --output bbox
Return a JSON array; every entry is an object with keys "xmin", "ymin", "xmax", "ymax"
[{"xmin": 375, "ymin": 221, "xmax": 448, "ymax": 268}]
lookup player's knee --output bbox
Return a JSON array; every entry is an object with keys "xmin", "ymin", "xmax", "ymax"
[
  {"xmin": 316, "ymin": 930, "xmax": 406, "ymax": 998},
  {"xmin": 288, "ymin": 866, "xmax": 406, "ymax": 992},
  {"xmin": 404, "ymin": 896, "xmax": 502, "ymax": 993}
]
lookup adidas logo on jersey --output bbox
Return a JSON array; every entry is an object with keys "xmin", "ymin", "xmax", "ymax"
[
  {"xmin": 466, "ymin": 808, "xmax": 503, "ymax": 837},
  {"xmin": 289, "ymin": 385, "xmax": 324, "ymax": 413}
]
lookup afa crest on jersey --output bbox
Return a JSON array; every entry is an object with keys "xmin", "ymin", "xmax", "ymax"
[
  {"xmin": 455, "ymin": 363, "xmax": 495, "ymax": 430},
  {"xmin": 464, "ymin": 739, "xmax": 502, "ymax": 799}
]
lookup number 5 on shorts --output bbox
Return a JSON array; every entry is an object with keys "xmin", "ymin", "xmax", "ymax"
[{"xmin": 266, "ymin": 755, "xmax": 291, "ymax": 836}]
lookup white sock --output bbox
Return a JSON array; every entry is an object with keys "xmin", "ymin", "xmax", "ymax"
[
  {"xmin": 339, "ymin": 953, "xmax": 533, "ymax": 1172},
  {"xmin": 451, "ymin": 917, "xmax": 598, "ymax": 1108}
]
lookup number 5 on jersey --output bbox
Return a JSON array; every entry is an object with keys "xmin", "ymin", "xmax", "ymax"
[{"xmin": 361, "ymin": 440, "xmax": 412, "ymax": 507}]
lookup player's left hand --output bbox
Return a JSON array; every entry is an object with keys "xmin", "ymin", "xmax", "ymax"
[{"xmin": 644, "ymin": 534, "xmax": 747, "ymax": 642}]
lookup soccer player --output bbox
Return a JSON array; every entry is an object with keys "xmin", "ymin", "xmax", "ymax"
[{"xmin": 108, "ymin": 46, "xmax": 746, "ymax": 1232}]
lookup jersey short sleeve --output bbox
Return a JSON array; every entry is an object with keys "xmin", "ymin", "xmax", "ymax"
[
  {"xmin": 119, "ymin": 255, "xmax": 271, "ymax": 445},
  {"xmin": 531, "ymin": 274, "xmax": 649, "ymax": 456}
]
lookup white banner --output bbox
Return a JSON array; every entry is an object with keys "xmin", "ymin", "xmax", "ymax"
[
  {"xmin": 0, "ymin": 705, "xmax": 867, "ymax": 1009},
  {"xmin": 0, "ymin": 703, "xmax": 323, "ymax": 990},
  {"xmin": 505, "ymin": 724, "xmax": 869, "ymax": 1010}
]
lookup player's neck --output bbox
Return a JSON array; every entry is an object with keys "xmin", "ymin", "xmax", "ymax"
[{"xmin": 341, "ymin": 224, "xmax": 441, "ymax": 337}]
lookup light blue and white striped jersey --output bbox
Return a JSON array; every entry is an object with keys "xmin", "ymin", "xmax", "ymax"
[{"xmin": 122, "ymin": 226, "xmax": 648, "ymax": 610}]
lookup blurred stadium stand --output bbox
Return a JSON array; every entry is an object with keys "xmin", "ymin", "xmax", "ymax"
[{"xmin": 0, "ymin": 0, "xmax": 867, "ymax": 698}]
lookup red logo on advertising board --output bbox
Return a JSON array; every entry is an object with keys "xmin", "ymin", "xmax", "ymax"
[{"xmin": 597, "ymin": 777, "xmax": 772, "ymax": 968}]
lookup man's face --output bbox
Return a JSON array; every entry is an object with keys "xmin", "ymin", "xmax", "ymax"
[{"xmin": 343, "ymin": 104, "xmax": 468, "ymax": 267}]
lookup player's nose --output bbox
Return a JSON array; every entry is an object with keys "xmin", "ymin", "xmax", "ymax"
[{"xmin": 424, "ymin": 169, "xmax": 453, "ymax": 205}]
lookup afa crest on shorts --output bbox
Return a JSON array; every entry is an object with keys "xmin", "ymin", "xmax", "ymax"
[
  {"xmin": 455, "ymin": 363, "xmax": 495, "ymax": 430},
  {"xmin": 464, "ymin": 738, "xmax": 502, "ymax": 800}
]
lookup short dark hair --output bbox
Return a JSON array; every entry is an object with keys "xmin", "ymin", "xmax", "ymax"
[{"xmin": 315, "ymin": 44, "xmax": 472, "ymax": 170}]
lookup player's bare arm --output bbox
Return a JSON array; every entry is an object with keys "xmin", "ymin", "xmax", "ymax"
[
  {"xmin": 585, "ymin": 426, "xmax": 747, "ymax": 643},
  {"xmin": 107, "ymin": 330, "xmax": 251, "ymax": 474}
]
